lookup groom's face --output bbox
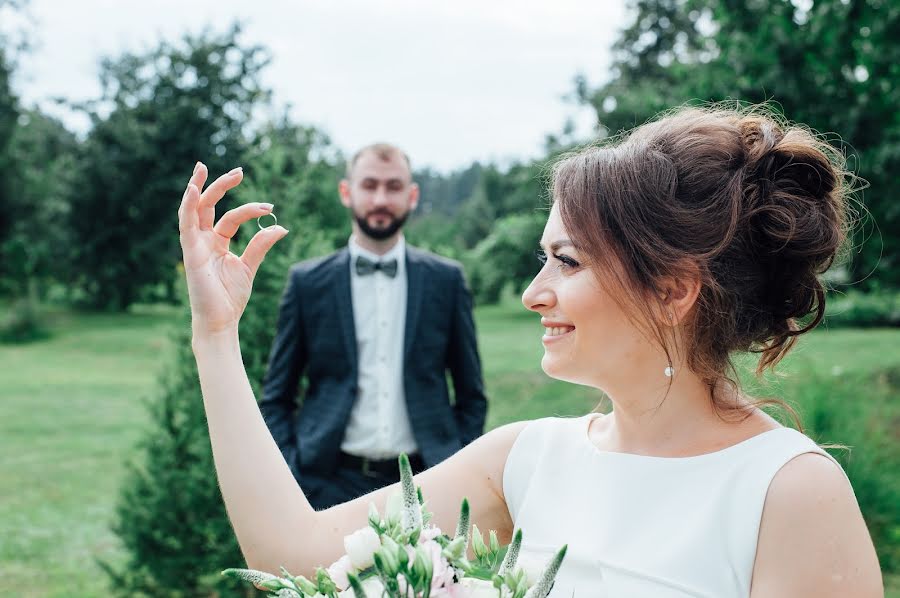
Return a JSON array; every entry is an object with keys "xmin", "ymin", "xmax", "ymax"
[{"xmin": 339, "ymin": 149, "xmax": 419, "ymax": 241}]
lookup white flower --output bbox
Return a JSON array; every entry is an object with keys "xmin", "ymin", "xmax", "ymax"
[
  {"xmin": 344, "ymin": 526, "xmax": 381, "ymax": 570},
  {"xmin": 421, "ymin": 525, "xmax": 443, "ymax": 542},
  {"xmin": 326, "ymin": 554, "xmax": 353, "ymax": 590},
  {"xmin": 458, "ymin": 577, "xmax": 502, "ymax": 597},
  {"xmin": 515, "ymin": 552, "xmax": 549, "ymax": 586},
  {"xmin": 384, "ymin": 492, "xmax": 403, "ymax": 523}
]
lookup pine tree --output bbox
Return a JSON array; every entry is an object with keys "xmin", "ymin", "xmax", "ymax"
[{"xmin": 103, "ymin": 120, "xmax": 341, "ymax": 596}]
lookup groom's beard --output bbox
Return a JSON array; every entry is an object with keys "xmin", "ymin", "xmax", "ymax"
[{"xmin": 355, "ymin": 208, "xmax": 410, "ymax": 241}]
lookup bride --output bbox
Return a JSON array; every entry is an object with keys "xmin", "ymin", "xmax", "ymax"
[{"xmin": 178, "ymin": 106, "xmax": 883, "ymax": 597}]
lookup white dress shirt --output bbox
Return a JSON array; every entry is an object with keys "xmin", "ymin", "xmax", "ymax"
[{"xmin": 341, "ymin": 235, "xmax": 419, "ymax": 459}]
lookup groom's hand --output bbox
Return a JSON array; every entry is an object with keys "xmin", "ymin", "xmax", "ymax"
[{"xmin": 178, "ymin": 162, "xmax": 288, "ymax": 339}]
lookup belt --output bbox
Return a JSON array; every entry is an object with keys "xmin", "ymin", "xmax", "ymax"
[{"xmin": 338, "ymin": 452, "xmax": 425, "ymax": 478}]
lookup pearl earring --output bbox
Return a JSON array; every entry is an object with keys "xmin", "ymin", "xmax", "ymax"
[{"xmin": 664, "ymin": 365, "xmax": 675, "ymax": 377}]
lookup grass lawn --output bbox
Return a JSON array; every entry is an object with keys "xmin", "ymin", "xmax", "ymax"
[
  {"xmin": 0, "ymin": 307, "xmax": 176, "ymax": 597},
  {"xmin": 1, "ymin": 300, "xmax": 898, "ymax": 596}
]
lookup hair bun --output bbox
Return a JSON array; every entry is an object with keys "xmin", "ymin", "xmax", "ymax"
[{"xmin": 738, "ymin": 117, "xmax": 844, "ymax": 263}]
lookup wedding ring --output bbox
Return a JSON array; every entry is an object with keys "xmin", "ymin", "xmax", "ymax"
[{"xmin": 257, "ymin": 213, "xmax": 278, "ymax": 230}]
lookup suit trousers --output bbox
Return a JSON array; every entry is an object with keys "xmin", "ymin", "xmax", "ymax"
[{"xmin": 299, "ymin": 459, "xmax": 426, "ymax": 510}]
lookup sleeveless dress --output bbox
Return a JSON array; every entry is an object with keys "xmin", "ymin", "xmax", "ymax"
[{"xmin": 502, "ymin": 414, "xmax": 842, "ymax": 598}]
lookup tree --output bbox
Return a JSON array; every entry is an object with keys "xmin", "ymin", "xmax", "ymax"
[
  {"xmin": 105, "ymin": 116, "xmax": 342, "ymax": 597},
  {"xmin": 1, "ymin": 110, "xmax": 79, "ymax": 297},
  {"xmin": 579, "ymin": 0, "xmax": 900, "ymax": 289},
  {"xmin": 0, "ymin": 0, "xmax": 23, "ymax": 291},
  {"xmin": 0, "ymin": 110, "xmax": 79, "ymax": 342},
  {"xmin": 464, "ymin": 212, "xmax": 546, "ymax": 304},
  {"xmin": 67, "ymin": 25, "xmax": 271, "ymax": 310}
]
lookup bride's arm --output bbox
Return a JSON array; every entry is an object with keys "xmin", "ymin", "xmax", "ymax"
[{"xmin": 180, "ymin": 163, "xmax": 521, "ymax": 576}]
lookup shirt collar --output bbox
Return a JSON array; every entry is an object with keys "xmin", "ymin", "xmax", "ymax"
[{"xmin": 348, "ymin": 235, "xmax": 406, "ymax": 269}]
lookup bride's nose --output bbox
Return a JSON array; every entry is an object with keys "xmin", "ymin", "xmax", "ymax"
[{"xmin": 522, "ymin": 274, "xmax": 556, "ymax": 313}]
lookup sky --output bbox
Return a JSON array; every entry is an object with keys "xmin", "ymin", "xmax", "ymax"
[{"xmin": 5, "ymin": 0, "xmax": 629, "ymax": 173}]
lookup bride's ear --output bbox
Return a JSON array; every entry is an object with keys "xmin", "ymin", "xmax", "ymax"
[{"xmin": 655, "ymin": 264, "xmax": 702, "ymax": 327}]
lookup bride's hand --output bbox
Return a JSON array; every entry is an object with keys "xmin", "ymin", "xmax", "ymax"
[{"xmin": 178, "ymin": 162, "xmax": 288, "ymax": 339}]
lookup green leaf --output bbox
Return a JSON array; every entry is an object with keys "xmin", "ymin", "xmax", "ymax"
[
  {"xmin": 347, "ymin": 573, "xmax": 369, "ymax": 598},
  {"xmin": 471, "ymin": 524, "xmax": 488, "ymax": 560},
  {"xmin": 489, "ymin": 529, "xmax": 500, "ymax": 554}
]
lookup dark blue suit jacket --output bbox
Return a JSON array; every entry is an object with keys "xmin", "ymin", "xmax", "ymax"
[{"xmin": 260, "ymin": 245, "xmax": 487, "ymax": 477}]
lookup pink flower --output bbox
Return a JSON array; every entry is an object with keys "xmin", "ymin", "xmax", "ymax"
[
  {"xmin": 326, "ymin": 554, "xmax": 353, "ymax": 591},
  {"xmin": 423, "ymin": 539, "xmax": 457, "ymax": 592}
]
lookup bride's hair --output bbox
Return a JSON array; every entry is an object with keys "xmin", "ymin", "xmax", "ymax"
[{"xmin": 552, "ymin": 103, "xmax": 852, "ymax": 412}]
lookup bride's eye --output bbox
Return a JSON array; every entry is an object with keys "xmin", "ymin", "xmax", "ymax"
[{"xmin": 554, "ymin": 253, "xmax": 581, "ymax": 270}]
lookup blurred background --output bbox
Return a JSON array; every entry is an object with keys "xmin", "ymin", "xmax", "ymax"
[{"xmin": 0, "ymin": 0, "xmax": 897, "ymax": 596}]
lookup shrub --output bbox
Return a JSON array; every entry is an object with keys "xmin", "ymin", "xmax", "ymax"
[
  {"xmin": 824, "ymin": 289, "xmax": 900, "ymax": 328},
  {"xmin": 0, "ymin": 296, "xmax": 50, "ymax": 343}
]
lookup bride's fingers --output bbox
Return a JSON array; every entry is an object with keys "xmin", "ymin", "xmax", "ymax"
[
  {"xmin": 178, "ymin": 162, "xmax": 208, "ymax": 236},
  {"xmin": 198, "ymin": 167, "xmax": 244, "ymax": 230},
  {"xmin": 213, "ymin": 203, "xmax": 275, "ymax": 240},
  {"xmin": 240, "ymin": 226, "xmax": 289, "ymax": 278},
  {"xmin": 191, "ymin": 161, "xmax": 209, "ymax": 193},
  {"xmin": 177, "ymin": 182, "xmax": 201, "ymax": 240}
]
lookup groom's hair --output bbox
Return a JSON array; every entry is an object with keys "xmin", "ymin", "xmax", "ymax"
[
  {"xmin": 551, "ymin": 102, "xmax": 851, "ymax": 418},
  {"xmin": 346, "ymin": 143, "xmax": 412, "ymax": 179}
]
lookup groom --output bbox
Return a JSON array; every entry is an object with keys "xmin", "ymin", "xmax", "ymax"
[{"xmin": 260, "ymin": 143, "xmax": 487, "ymax": 509}]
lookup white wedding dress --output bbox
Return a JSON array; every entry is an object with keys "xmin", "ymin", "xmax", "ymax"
[{"xmin": 503, "ymin": 414, "xmax": 843, "ymax": 598}]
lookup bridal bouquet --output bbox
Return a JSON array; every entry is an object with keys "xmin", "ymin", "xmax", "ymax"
[{"xmin": 224, "ymin": 455, "xmax": 566, "ymax": 598}]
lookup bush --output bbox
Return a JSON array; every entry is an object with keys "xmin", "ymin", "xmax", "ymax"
[
  {"xmin": 824, "ymin": 289, "xmax": 900, "ymax": 328},
  {"xmin": 0, "ymin": 296, "xmax": 50, "ymax": 343},
  {"xmin": 789, "ymin": 366, "xmax": 900, "ymax": 572},
  {"xmin": 100, "ymin": 307, "xmax": 253, "ymax": 597},
  {"xmin": 464, "ymin": 213, "xmax": 545, "ymax": 304}
]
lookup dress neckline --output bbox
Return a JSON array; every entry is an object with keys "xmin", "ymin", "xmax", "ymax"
[{"xmin": 581, "ymin": 412, "xmax": 790, "ymax": 462}]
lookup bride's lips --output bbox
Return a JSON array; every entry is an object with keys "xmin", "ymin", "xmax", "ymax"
[{"xmin": 541, "ymin": 320, "xmax": 575, "ymax": 344}]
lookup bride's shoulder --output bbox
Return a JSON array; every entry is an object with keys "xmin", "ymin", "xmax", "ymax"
[{"xmin": 752, "ymin": 452, "xmax": 882, "ymax": 595}]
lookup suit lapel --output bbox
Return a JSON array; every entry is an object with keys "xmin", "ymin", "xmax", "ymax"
[
  {"xmin": 404, "ymin": 247, "xmax": 424, "ymax": 361},
  {"xmin": 333, "ymin": 248, "xmax": 358, "ymax": 368}
]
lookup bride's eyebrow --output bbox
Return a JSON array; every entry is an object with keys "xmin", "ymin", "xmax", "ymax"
[{"xmin": 539, "ymin": 240, "xmax": 576, "ymax": 252}]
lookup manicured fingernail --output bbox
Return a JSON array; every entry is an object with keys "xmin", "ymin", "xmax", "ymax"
[
  {"xmin": 193, "ymin": 161, "xmax": 201, "ymax": 174},
  {"xmin": 260, "ymin": 203, "xmax": 274, "ymax": 211},
  {"xmin": 228, "ymin": 166, "xmax": 243, "ymax": 176}
]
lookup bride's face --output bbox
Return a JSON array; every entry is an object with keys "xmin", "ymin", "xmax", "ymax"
[{"xmin": 522, "ymin": 204, "xmax": 656, "ymax": 389}]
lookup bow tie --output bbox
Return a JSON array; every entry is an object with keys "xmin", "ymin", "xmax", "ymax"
[{"xmin": 355, "ymin": 256, "xmax": 399, "ymax": 278}]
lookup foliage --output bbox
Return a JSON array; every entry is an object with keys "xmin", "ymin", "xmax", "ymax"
[
  {"xmin": 789, "ymin": 366, "xmax": 900, "ymax": 573},
  {"xmin": 578, "ymin": 0, "xmax": 900, "ymax": 289},
  {"xmin": 103, "ymin": 116, "xmax": 343, "ymax": 597},
  {"xmin": 0, "ymin": 110, "xmax": 79, "ymax": 298},
  {"xmin": 0, "ymin": 294, "xmax": 48, "ymax": 342},
  {"xmin": 0, "ymin": 34, "xmax": 19, "ymax": 292},
  {"xmin": 413, "ymin": 162, "xmax": 484, "ymax": 218},
  {"xmin": 65, "ymin": 25, "xmax": 271, "ymax": 311},
  {"xmin": 464, "ymin": 213, "xmax": 546, "ymax": 304},
  {"xmin": 824, "ymin": 288, "xmax": 900, "ymax": 328}
]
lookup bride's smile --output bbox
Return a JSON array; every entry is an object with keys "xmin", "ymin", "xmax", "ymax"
[{"xmin": 541, "ymin": 321, "xmax": 575, "ymax": 340}]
